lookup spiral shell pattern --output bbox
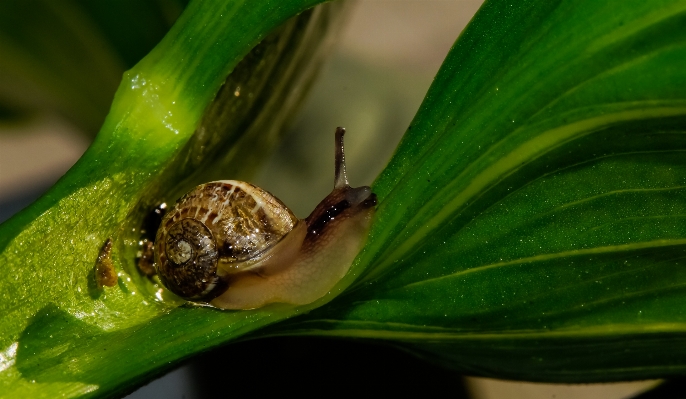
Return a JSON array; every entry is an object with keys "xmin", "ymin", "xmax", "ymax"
[{"xmin": 154, "ymin": 181, "xmax": 297, "ymax": 300}]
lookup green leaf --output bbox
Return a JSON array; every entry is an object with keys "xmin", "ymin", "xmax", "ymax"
[
  {"xmin": 0, "ymin": 1, "xmax": 342, "ymax": 397},
  {"xmin": 5, "ymin": 0, "xmax": 686, "ymax": 395},
  {"xmin": 269, "ymin": 0, "xmax": 686, "ymax": 382}
]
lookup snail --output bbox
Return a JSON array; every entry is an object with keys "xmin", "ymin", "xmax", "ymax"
[{"xmin": 153, "ymin": 127, "xmax": 376, "ymax": 309}]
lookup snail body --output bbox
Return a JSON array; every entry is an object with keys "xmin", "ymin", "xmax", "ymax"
[{"xmin": 154, "ymin": 128, "xmax": 376, "ymax": 309}]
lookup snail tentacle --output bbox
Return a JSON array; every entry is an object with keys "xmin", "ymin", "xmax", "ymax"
[{"xmin": 334, "ymin": 126, "xmax": 349, "ymax": 189}]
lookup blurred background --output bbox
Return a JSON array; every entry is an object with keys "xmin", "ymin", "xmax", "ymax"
[{"xmin": 0, "ymin": 1, "xmax": 660, "ymax": 397}]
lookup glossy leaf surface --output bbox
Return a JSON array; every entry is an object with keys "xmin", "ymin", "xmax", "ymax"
[
  {"xmin": 271, "ymin": 0, "xmax": 686, "ymax": 382},
  {"xmin": 0, "ymin": 1, "xmax": 337, "ymax": 397},
  {"xmin": 3, "ymin": 0, "xmax": 686, "ymax": 396}
]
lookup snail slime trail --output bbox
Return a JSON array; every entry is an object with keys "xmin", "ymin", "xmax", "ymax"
[{"xmin": 153, "ymin": 127, "xmax": 376, "ymax": 309}]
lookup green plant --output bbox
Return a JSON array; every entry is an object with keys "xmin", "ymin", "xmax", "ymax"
[{"xmin": 1, "ymin": 0, "xmax": 686, "ymax": 397}]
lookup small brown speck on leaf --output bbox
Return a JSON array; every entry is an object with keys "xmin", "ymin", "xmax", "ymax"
[{"xmin": 96, "ymin": 238, "xmax": 117, "ymax": 288}]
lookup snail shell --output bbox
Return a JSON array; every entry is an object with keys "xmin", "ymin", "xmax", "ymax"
[{"xmin": 154, "ymin": 127, "xmax": 376, "ymax": 309}]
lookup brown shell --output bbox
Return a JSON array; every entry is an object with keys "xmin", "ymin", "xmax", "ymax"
[{"xmin": 154, "ymin": 181, "xmax": 297, "ymax": 300}]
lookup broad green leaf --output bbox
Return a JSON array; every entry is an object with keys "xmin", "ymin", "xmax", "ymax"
[
  {"xmin": 268, "ymin": 0, "xmax": 686, "ymax": 382},
  {"xmin": 0, "ymin": 1, "xmax": 341, "ymax": 397},
  {"xmin": 5, "ymin": 0, "xmax": 686, "ymax": 395}
]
